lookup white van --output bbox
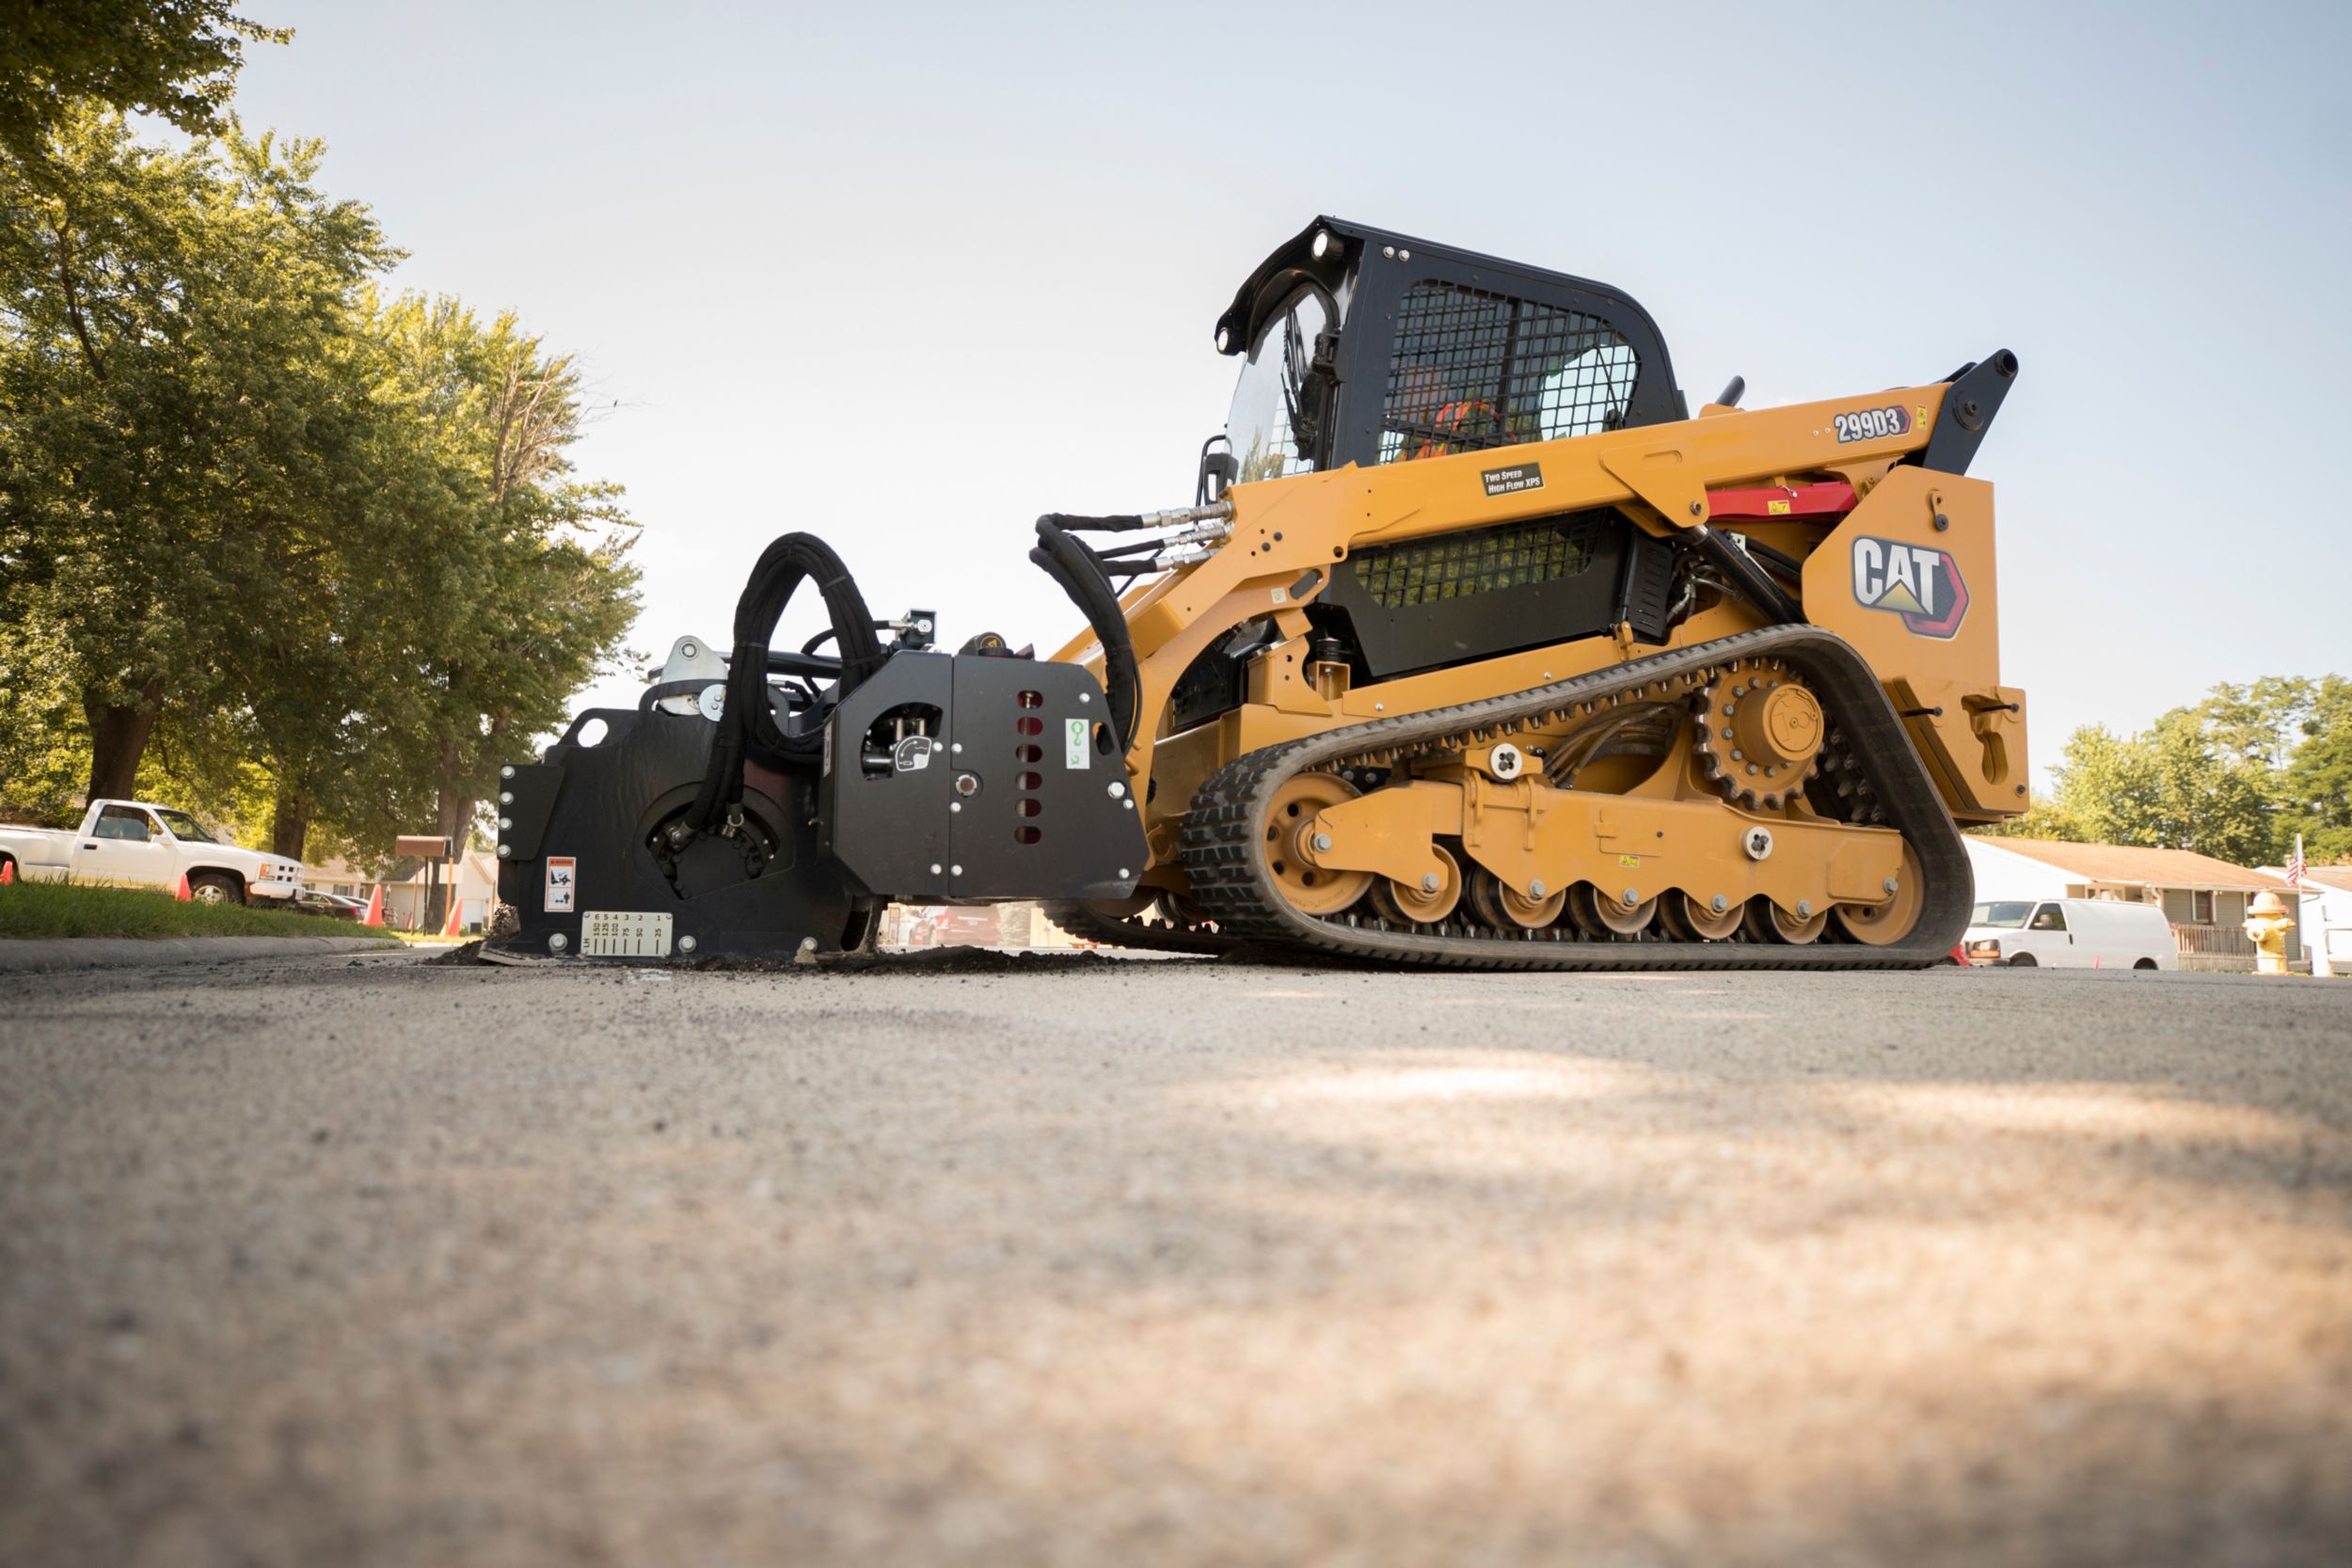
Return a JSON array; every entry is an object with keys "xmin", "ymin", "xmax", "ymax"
[{"xmin": 1963, "ymin": 898, "xmax": 2177, "ymax": 970}]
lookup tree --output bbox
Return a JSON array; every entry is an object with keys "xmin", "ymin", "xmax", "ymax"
[
  {"xmin": 2280, "ymin": 676, "xmax": 2352, "ymax": 863},
  {"xmin": 1982, "ymin": 717, "xmax": 2274, "ymax": 864},
  {"xmin": 352, "ymin": 295, "xmax": 640, "ymax": 859},
  {"xmin": 2191, "ymin": 677, "xmax": 2316, "ymax": 773},
  {"xmin": 0, "ymin": 1, "xmax": 288, "ymax": 176},
  {"xmin": 1977, "ymin": 676, "xmax": 2352, "ymax": 866},
  {"xmin": 0, "ymin": 107, "xmax": 400, "ymax": 805}
]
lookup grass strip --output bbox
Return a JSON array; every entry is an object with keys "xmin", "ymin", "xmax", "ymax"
[{"xmin": 0, "ymin": 879, "xmax": 401, "ymax": 942}]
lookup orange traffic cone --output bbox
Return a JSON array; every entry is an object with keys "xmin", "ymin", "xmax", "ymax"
[
  {"xmin": 362, "ymin": 885, "xmax": 385, "ymax": 927},
  {"xmin": 1949, "ymin": 942, "xmax": 1969, "ymax": 966},
  {"xmin": 176, "ymin": 872, "xmax": 194, "ymax": 902},
  {"xmin": 440, "ymin": 888, "xmax": 464, "ymax": 939},
  {"xmin": 0, "ymin": 859, "xmax": 14, "ymax": 886}
]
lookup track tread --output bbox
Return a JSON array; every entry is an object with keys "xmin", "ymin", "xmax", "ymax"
[
  {"xmin": 1037, "ymin": 898, "xmax": 1236, "ymax": 956},
  {"xmin": 1177, "ymin": 627, "xmax": 1971, "ymax": 972}
]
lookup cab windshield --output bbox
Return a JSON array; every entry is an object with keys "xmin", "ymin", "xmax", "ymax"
[
  {"xmin": 1226, "ymin": 284, "xmax": 1344, "ymax": 484},
  {"xmin": 153, "ymin": 807, "xmax": 217, "ymax": 844},
  {"xmin": 1970, "ymin": 901, "xmax": 2033, "ymax": 928}
]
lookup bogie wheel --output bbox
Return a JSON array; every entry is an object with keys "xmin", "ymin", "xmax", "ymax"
[
  {"xmin": 1833, "ymin": 842, "xmax": 1926, "ymax": 946},
  {"xmin": 1566, "ymin": 881, "xmax": 1656, "ymax": 939},
  {"xmin": 1264, "ymin": 773, "xmax": 1373, "ymax": 916},
  {"xmin": 1743, "ymin": 896, "xmax": 1827, "ymax": 944},
  {"xmin": 1369, "ymin": 845, "xmax": 1464, "ymax": 926},
  {"xmin": 1468, "ymin": 865, "xmax": 1566, "ymax": 929},
  {"xmin": 1657, "ymin": 888, "xmax": 1743, "ymax": 942},
  {"xmin": 189, "ymin": 873, "xmax": 243, "ymax": 908}
]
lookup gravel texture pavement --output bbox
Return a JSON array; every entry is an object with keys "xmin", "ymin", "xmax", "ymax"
[{"xmin": 2, "ymin": 949, "xmax": 2348, "ymax": 1567}]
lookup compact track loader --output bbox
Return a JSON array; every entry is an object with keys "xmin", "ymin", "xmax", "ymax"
[{"xmin": 485, "ymin": 217, "xmax": 2027, "ymax": 970}]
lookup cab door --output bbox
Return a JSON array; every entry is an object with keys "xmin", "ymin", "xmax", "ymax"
[
  {"xmin": 80, "ymin": 805, "xmax": 174, "ymax": 889},
  {"xmin": 2018, "ymin": 901, "xmax": 2077, "ymax": 966}
]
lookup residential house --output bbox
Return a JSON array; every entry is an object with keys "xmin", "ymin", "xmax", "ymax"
[
  {"xmin": 306, "ymin": 849, "xmax": 501, "ymax": 932},
  {"xmin": 1964, "ymin": 836, "xmax": 2301, "ymax": 972}
]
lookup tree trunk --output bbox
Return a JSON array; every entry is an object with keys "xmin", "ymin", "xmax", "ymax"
[
  {"xmin": 435, "ymin": 788, "xmax": 476, "ymax": 849},
  {"xmin": 435, "ymin": 738, "xmax": 474, "ymax": 849},
  {"xmin": 270, "ymin": 790, "xmax": 311, "ymax": 862},
  {"xmin": 83, "ymin": 674, "xmax": 166, "ymax": 800}
]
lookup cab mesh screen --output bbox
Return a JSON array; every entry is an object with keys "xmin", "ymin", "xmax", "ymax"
[
  {"xmin": 1350, "ymin": 517, "xmax": 1599, "ymax": 610},
  {"xmin": 1379, "ymin": 282, "xmax": 1638, "ymax": 463}
]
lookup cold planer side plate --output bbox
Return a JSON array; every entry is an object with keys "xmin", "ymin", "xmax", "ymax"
[
  {"xmin": 820, "ymin": 652, "xmax": 1146, "ymax": 905},
  {"xmin": 485, "ymin": 705, "xmax": 867, "ymax": 964}
]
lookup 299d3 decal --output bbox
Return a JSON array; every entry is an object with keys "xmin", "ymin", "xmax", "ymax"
[{"xmin": 1832, "ymin": 404, "xmax": 1927, "ymax": 444}]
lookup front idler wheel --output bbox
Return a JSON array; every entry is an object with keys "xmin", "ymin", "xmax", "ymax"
[{"xmin": 1264, "ymin": 773, "xmax": 1373, "ymax": 916}]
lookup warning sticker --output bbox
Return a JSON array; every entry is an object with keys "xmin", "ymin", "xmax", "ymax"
[
  {"xmin": 545, "ymin": 856, "xmax": 576, "ymax": 912},
  {"xmin": 1065, "ymin": 718, "xmax": 1089, "ymax": 769}
]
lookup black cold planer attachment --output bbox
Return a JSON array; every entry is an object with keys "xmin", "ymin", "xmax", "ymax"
[{"xmin": 486, "ymin": 531, "xmax": 1147, "ymax": 963}]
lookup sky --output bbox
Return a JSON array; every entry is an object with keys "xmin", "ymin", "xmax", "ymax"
[{"xmin": 223, "ymin": 0, "xmax": 2352, "ymax": 777}]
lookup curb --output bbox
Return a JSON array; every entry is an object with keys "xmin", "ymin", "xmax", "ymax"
[{"xmin": 0, "ymin": 936, "xmax": 401, "ymax": 973}]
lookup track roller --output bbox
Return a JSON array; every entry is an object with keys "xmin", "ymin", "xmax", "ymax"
[
  {"xmin": 1468, "ymin": 865, "xmax": 1565, "ymax": 929},
  {"xmin": 1369, "ymin": 844, "xmax": 1464, "ymax": 926}
]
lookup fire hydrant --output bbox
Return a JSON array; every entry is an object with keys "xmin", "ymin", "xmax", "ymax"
[{"xmin": 2244, "ymin": 889, "xmax": 2295, "ymax": 975}]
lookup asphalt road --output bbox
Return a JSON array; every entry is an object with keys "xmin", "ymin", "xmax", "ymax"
[{"xmin": 3, "ymin": 949, "xmax": 2348, "ymax": 1567}]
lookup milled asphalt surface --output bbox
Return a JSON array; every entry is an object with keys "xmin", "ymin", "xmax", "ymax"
[
  {"xmin": 2, "ymin": 949, "xmax": 2348, "ymax": 1567},
  {"xmin": 0, "ymin": 935, "xmax": 394, "ymax": 972}
]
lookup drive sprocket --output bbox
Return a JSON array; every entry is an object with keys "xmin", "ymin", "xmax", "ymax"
[{"xmin": 1691, "ymin": 657, "xmax": 1825, "ymax": 810}]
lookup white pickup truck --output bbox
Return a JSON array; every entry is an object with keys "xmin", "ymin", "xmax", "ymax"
[{"xmin": 0, "ymin": 799, "xmax": 305, "ymax": 906}]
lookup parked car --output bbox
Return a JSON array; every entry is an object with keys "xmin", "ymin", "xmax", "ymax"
[
  {"xmin": 1963, "ymin": 897, "xmax": 2176, "ymax": 970},
  {"xmin": 294, "ymin": 891, "xmax": 370, "ymax": 922},
  {"xmin": 0, "ymin": 800, "xmax": 305, "ymax": 906}
]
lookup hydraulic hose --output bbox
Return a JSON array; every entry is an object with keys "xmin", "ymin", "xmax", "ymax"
[
  {"xmin": 689, "ymin": 531, "xmax": 885, "ymax": 832},
  {"xmin": 1030, "ymin": 518, "xmax": 1141, "ymax": 751},
  {"xmin": 1688, "ymin": 524, "xmax": 1804, "ymax": 625}
]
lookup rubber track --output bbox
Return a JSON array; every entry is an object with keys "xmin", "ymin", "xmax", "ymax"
[
  {"xmin": 1177, "ymin": 626, "xmax": 1973, "ymax": 972},
  {"xmin": 1037, "ymin": 898, "xmax": 1237, "ymax": 956}
]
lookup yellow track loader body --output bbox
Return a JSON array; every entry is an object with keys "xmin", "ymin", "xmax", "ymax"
[{"xmin": 486, "ymin": 217, "xmax": 2025, "ymax": 970}]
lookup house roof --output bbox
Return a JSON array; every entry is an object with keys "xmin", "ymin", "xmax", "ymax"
[
  {"xmin": 1977, "ymin": 837, "xmax": 2290, "ymax": 892},
  {"xmin": 2292, "ymin": 864, "xmax": 2352, "ymax": 895}
]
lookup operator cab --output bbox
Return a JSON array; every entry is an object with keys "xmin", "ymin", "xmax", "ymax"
[
  {"xmin": 1167, "ymin": 220, "xmax": 1693, "ymax": 717},
  {"xmin": 1204, "ymin": 216, "xmax": 1686, "ymax": 496}
]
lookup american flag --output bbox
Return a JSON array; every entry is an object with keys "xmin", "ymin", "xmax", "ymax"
[{"xmin": 2286, "ymin": 833, "xmax": 2306, "ymax": 888}]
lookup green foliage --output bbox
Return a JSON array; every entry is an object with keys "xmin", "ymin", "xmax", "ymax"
[
  {"xmin": 1979, "ymin": 676, "xmax": 2352, "ymax": 867},
  {"xmin": 2279, "ymin": 677, "xmax": 2352, "ymax": 863},
  {"xmin": 0, "ymin": 622, "xmax": 89, "ymax": 825},
  {"xmin": 0, "ymin": 0, "xmax": 289, "ymax": 175},
  {"xmin": 0, "ymin": 106, "xmax": 638, "ymax": 867}
]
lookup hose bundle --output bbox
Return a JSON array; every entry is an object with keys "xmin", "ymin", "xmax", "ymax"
[
  {"xmin": 1029, "ymin": 518, "xmax": 1140, "ymax": 752},
  {"xmin": 689, "ymin": 532, "xmax": 884, "ymax": 832}
]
